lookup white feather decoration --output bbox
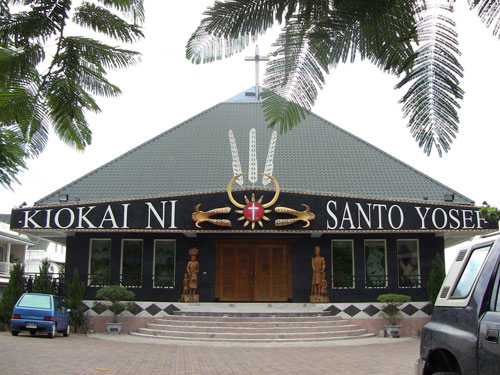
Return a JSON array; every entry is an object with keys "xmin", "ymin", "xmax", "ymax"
[
  {"xmin": 262, "ymin": 130, "xmax": 277, "ymax": 185},
  {"xmin": 228, "ymin": 130, "xmax": 244, "ymax": 186},
  {"xmin": 248, "ymin": 128, "xmax": 258, "ymax": 185}
]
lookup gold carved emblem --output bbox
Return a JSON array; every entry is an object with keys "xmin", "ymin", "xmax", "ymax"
[
  {"xmin": 192, "ymin": 204, "xmax": 232, "ymax": 228},
  {"xmin": 227, "ymin": 173, "xmax": 280, "ymax": 229},
  {"xmin": 192, "ymin": 173, "xmax": 315, "ymax": 229},
  {"xmin": 274, "ymin": 204, "xmax": 316, "ymax": 228}
]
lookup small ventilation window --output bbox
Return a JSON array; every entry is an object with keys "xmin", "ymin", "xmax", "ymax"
[
  {"xmin": 456, "ymin": 250, "xmax": 467, "ymax": 262},
  {"xmin": 440, "ymin": 286, "xmax": 450, "ymax": 299}
]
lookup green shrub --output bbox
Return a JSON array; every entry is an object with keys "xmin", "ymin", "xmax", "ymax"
[
  {"xmin": 64, "ymin": 269, "xmax": 86, "ymax": 333},
  {"xmin": 377, "ymin": 293, "xmax": 411, "ymax": 325},
  {"xmin": 33, "ymin": 258, "xmax": 55, "ymax": 294},
  {"xmin": 0, "ymin": 263, "xmax": 25, "ymax": 327},
  {"xmin": 95, "ymin": 285, "xmax": 135, "ymax": 323},
  {"xmin": 427, "ymin": 253, "xmax": 446, "ymax": 310}
]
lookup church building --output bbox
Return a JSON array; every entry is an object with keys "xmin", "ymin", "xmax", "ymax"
[
  {"xmin": 10, "ymin": 83, "xmax": 497, "ymax": 308},
  {"xmin": 9, "ymin": 46, "xmax": 499, "ymax": 335}
]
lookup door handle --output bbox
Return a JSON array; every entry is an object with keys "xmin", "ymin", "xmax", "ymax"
[{"xmin": 486, "ymin": 329, "xmax": 499, "ymax": 344}]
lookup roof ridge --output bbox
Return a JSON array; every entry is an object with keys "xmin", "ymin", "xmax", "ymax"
[
  {"xmin": 35, "ymin": 102, "xmax": 226, "ymax": 205},
  {"xmin": 306, "ymin": 110, "xmax": 474, "ymax": 204}
]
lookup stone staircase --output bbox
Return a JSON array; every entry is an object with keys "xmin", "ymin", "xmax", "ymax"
[{"xmin": 130, "ymin": 305, "xmax": 374, "ymax": 343}]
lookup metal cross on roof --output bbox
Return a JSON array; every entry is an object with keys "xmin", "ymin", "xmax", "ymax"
[{"xmin": 245, "ymin": 45, "xmax": 269, "ymax": 101}]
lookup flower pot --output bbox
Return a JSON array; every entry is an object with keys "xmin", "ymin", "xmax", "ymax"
[
  {"xmin": 384, "ymin": 325, "xmax": 401, "ymax": 338},
  {"xmin": 105, "ymin": 322, "xmax": 122, "ymax": 335}
]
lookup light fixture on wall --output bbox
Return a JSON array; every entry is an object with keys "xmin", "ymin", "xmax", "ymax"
[{"xmin": 444, "ymin": 193, "xmax": 455, "ymax": 202}]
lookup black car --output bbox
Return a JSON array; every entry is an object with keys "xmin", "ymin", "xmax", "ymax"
[{"xmin": 416, "ymin": 232, "xmax": 500, "ymax": 375}]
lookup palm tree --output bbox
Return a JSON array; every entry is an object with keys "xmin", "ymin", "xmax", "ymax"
[
  {"xmin": 0, "ymin": 0, "xmax": 145, "ymax": 187},
  {"xmin": 186, "ymin": 0, "xmax": 500, "ymax": 156}
]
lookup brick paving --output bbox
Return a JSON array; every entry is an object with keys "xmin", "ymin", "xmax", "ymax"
[{"xmin": 0, "ymin": 331, "xmax": 419, "ymax": 375}]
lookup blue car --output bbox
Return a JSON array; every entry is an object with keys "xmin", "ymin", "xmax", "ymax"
[{"xmin": 11, "ymin": 293, "xmax": 71, "ymax": 338}]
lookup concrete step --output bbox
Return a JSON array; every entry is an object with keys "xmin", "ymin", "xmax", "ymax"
[
  {"xmin": 129, "ymin": 331, "xmax": 375, "ymax": 342},
  {"xmin": 146, "ymin": 323, "xmax": 359, "ymax": 333},
  {"xmin": 132, "ymin": 311, "xmax": 374, "ymax": 343},
  {"xmin": 153, "ymin": 318, "xmax": 350, "ymax": 328},
  {"xmin": 157, "ymin": 315, "xmax": 343, "ymax": 322},
  {"xmin": 135, "ymin": 327, "xmax": 370, "ymax": 340},
  {"xmin": 172, "ymin": 311, "xmax": 332, "ymax": 317}
]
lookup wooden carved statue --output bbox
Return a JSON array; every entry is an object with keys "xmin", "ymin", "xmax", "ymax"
[
  {"xmin": 310, "ymin": 245, "xmax": 329, "ymax": 303},
  {"xmin": 182, "ymin": 247, "xmax": 200, "ymax": 302}
]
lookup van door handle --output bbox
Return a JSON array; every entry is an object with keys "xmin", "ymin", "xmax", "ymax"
[{"xmin": 486, "ymin": 329, "xmax": 499, "ymax": 343}]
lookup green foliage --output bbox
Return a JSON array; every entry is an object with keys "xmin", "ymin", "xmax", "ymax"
[
  {"xmin": 0, "ymin": 0, "xmax": 144, "ymax": 187},
  {"xmin": 33, "ymin": 258, "xmax": 54, "ymax": 294},
  {"xmin": 187, "ymin": 0, "xmax": 500, "ymax": 156},
  {"xmin": 377, "ymin": 293, "xmax": 411, "ymax": 325},
  {"xmin": 0, "ymin": 128, "xmax": 27, "ymax": 188},
  {"xmin": 480, "ymin": 205, "xmax": 500, "ymax": 223},
  {"xmin": 427, "ymin": 253, "xmax": 446, "ymax": 309},
  {"xmin": 64, "ymin": 268, "xmax": 86, "ymax": 333},
  {"xmin": 95, "ymin": 285, "xmax": 135, "ymax": 323},
  {"xmin": 0, "ymin": 263, "xmax": 25, "ymax": 327}
]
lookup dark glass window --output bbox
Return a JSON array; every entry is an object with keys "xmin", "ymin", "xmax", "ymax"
[
  {"xmin": 365, "ymin": 240, "xmax": 387, "ymax": 288},
  {"xmin": 154, "ymin": 240, "xmax": 176, "ymax": 288},
  {"xmin": 397, "ymin": 239, "xmax": 420, "ymax": 288},
  {"xmin": 121, "ymin": 239, "xmax": 143, "ymax": 287},
  {"xmin": 331, "ymin": 240, "xmax": 354, "ymax": 288},
  {"xmin": 89, "ymin": 239, "xmax": 111, "ymax": 286}
]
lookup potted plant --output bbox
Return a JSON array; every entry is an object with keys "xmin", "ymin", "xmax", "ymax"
[
  {"xmin": 95, "ymin": 285, "xmax": 135, "ymax": 334},
  {"xmin": 377, "ymin": 293, "xmax": 411, "ymax": 338}
]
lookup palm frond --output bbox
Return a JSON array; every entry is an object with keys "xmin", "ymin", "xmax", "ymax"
[
  {"xmin": 470, "ymin": 0, "xmax": 500, "ymax": 38},
  {"xmin": 0, "ymin": 10, "xmax": 55, "ymax": 43},
  {"xmin": 44, "ymin": 75, "xmax": 95, "ymax": 149},
  {"xmin": 310, "ymin": 0, "xmax": 419, "ymax": 73},
  {"xmin": 73, "ymin": 2, "xmax": 144, "ymax": 43},
  {"xmin": 186, "ymin": 20, "xmax": 251, "ymax": 64},
  {"xmin": 60, "ymin": 36, "xmax": 140, "ymax": 71},
  {"xmin": 396, "ymin": 5, "xmax": 464, "ymax": 156},
  {"xmin": 0, "ymin": 88, "xmax": 50, "ymax": 157},
  {"xmin": 186, "ymin": 0, "xmax": 284, "ymax": 64},
  {"xmin": 0, "ymin": 44, "xmax": 44, "ymax": 81},
  {"xmin": 262, "ymin": 19, "xmax": 325, "ymax": 133},
  {"xmin": 0, "ymin": 127, "xmax": 27, "ymax": 188},
  {"xmin": 97, "ymin": 0, "xmax": 145, "ymax": 23}
]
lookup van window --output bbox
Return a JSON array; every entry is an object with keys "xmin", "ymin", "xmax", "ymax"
[
  {"xmin": 18, "ymin": 294, "xmax": 52, "ymax": 309},
  {"xmin": 451, "ymin": 245, "xmax": 491, "ymax": 298}
]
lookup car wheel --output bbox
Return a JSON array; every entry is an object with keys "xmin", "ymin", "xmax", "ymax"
[
  {"xmin": 30, "ymin": 331, "xmax": 36, "ymax": 336},
  {"xmin": 47, "ymin": 324, "xmax": 56, "ymax": 338},
  {"xmin": 11, "ymin": 330, "xmax": 19, "ymax": 336},
  {"xmin": 63, "ymin": 324, "xmax": 70, "ymax": 337}
]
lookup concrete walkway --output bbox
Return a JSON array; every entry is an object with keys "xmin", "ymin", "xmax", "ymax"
[{"xmin": 0, "ymin": 331, "xmax": 420, "ymax": 374}]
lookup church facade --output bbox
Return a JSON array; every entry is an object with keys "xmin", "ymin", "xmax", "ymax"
[{"xmin": 10, "ymin": 89, "xmax": 498, "ymax": 307}]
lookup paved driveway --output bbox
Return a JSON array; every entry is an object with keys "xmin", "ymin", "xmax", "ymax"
[{"xmin": 0, "ymin": 332, "xmax": 419, "ymax": 375}]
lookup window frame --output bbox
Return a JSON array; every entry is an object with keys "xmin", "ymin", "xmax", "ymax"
[
  {"xmin": 397, "ymin": 239, "xmax": 421, "ymax": 288},
  {"xmin": 450, "ymin": 243, "xmax": 492, "ymax": 299},
  {"xmin": 364, "ymin": 239, "xmax": 388, "ymax": 288},
  {"xmin": 331, "ymin": 239, "xmax": 355, "ymax": 289},
  {"xmin": 153, "ymin": 239, "xmax": 176, "ymax": 288},
  {"xmin": 88, "ymin": 238, "xmax": 112, "ymax": 287},
  {"xmin": 120, "ymin": 238, "xmax": 144, "ymax": 288}
]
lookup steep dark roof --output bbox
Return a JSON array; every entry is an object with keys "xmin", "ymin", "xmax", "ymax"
[{"xmin": 35, "ymin": 97, "xmax": 472, "ymax": 206}]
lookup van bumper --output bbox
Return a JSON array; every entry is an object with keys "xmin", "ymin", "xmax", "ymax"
[{"xmin": 415, "ymin": 358, "xmax": 426, "ymax": 375}]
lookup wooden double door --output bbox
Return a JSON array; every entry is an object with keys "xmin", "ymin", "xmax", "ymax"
[{"xmin": 215, "ymin": 241, "xmax": 292, "ymax": 301}]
